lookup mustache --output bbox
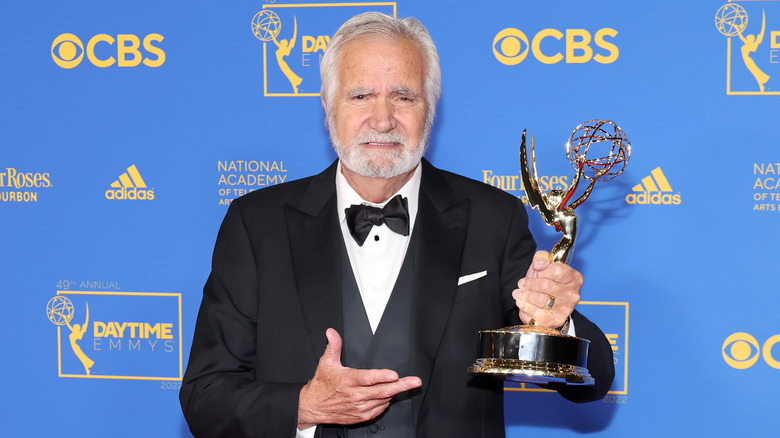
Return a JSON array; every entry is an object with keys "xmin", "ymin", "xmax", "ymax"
[{"xmin": 354, "ymin": 131, "xmax": 406, "ymax": 145}]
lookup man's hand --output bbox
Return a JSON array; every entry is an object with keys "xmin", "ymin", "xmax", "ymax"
[
  {"xmin": 512, "ymin": 250, "xmax": 583, "ymax": 328},
  {"xmin": 297, "ymin": 328, "xmax": 422, "ymax": 430}
]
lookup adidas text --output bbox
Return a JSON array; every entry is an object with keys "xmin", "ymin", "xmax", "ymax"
[
  {"xmin": 105, "ymin": 187, "xmax": 155, "ymax": 200},
  {"xmin": 625, "ymin": 192, "xmax": 680, "ymax": 205}
]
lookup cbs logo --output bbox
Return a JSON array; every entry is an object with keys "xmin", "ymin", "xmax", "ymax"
[
  {"xmin": 722, "ymin": 332, "xmax": 780, "ymax": 369},
  {"xmin": 51, "ymin": 33, "xmax": 165, "ymax": 69},
  {"xmin": 493, "ymin": 28, "xmax": 618, "ymax": 65}
]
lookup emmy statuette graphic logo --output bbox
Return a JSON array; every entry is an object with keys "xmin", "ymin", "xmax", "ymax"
[
  {"xmin": 252, "ymin": 10, "xmax": 304, "ymax": 94},
  {"xmin": 47, "ymin": 296, "xmax": 95, "ymax": 376},
  {"xmin": 715, "ymin": 1, "xmax": 779, "ymax": 95}
]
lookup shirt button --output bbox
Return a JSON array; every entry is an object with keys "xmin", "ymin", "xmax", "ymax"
[
  {"xmin": 369, "ymin": 424, "xmax": 382, "ymax": 433},
  {"xmin": 374, "ymin": 235, "xmax": 380, "ymax": 241}
]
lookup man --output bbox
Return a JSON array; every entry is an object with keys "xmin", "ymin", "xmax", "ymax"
[{"xmin": 181, "ymin": 12, "xmax": 614, "ymax": 438}]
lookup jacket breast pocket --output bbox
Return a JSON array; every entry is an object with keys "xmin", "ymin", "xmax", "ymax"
[{"xmin": 454, "ymin": 272, "xmax": 493, "ymax": 303}]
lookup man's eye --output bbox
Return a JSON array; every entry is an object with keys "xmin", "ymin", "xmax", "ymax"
[{"xmin": 354, "ymin": 94, "xmax": 366, "ymax": 100}]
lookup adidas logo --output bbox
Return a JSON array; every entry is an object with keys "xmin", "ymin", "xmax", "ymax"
[
  {"xmin": 105, "ymin": 165, "xmax": 155, "ymax": 200},
  {"xmin": 625, "ymin": 167, "xmax": 680, "ymax": 205}
]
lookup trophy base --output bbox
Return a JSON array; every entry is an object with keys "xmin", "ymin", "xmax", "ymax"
[{"xmin": 467, "ymin": 325, "xmax": 594, "ymax": 385}]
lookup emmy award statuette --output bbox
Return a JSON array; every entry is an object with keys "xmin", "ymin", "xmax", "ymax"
[{"xmin": 468, "ymin": 120, "xmax": 630, "ymax": 385}]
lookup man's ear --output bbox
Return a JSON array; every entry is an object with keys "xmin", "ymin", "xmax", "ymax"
[{"xmin": 321, "ymin": 96, "xmax": 327, "ymax": 114}]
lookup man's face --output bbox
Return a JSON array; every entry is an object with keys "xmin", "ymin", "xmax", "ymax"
[{"xmin": 326, "ymin": 37, "xmax": 430, "ymax": 179}]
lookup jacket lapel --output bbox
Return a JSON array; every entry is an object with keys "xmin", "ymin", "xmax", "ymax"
[
  {"xmin": 285, "ymin": 161, "xmax": 343, "ymax": 359},
  {"xmin": 410, "ymin": 160, "xmax": 470, "ymax": 421}
]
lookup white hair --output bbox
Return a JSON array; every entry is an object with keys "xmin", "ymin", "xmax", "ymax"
[{"xmin": 319, "ymin": 11, "xmax": 441, "ymax": 121}]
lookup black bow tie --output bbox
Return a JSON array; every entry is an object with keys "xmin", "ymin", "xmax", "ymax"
[{"xmin": 345, "ymin": 195, "xmax": 410, "ymax": 246}]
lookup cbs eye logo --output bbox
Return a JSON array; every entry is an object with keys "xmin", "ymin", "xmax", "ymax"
[
  {"xmin": 722, "ymin": 332, "xmax": 780, "ymax": 369},
  {"xmin": 52, "ymin": 33, "xmax": 84, "ymax": 68},
  {"xmin": 493, "ymin": 28, "xmax": 529, "ymax": 65},
  {"xmin": 51, "ymin": 33, "xmax": 165, "ymax": 69}
]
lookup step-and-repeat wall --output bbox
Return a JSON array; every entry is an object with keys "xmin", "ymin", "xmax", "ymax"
[{"xmin": 3, "ymin": 1, "xmax": 779, "ymax": 436}]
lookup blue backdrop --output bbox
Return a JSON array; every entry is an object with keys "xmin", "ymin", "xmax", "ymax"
[{"xmin": 3, "ymin": 0, "xmax": 780, "ymax": 436}]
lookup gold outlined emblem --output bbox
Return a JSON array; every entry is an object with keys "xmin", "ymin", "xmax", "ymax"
[
  {"xmin": 47, "ymin": 296, "xmax": 95, "ymax": 375},
  {"xmin": 715, "ymin": 2, "xmax": 779, "ymax": 95},
  {"xmin": 252, "ymin": 10, "xmax": 304, "ymax": 94},
  {"xmin": 46, "ymin": 291, "xmax": 183, "ymax": 380}
]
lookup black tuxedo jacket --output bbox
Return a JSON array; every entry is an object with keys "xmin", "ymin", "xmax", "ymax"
[{"xmin": 180, "ymin": 159, "xmax": 614, "ymax": 438}]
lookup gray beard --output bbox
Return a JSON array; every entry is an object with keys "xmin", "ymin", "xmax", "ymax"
[{"xmin": 328, "ymin": 114, "xmax": 430, "ymax": 179}]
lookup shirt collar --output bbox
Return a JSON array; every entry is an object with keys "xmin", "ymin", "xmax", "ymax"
[{"xmin": 336, "ymin": 160, "xmax": 421, "ymax": 230}]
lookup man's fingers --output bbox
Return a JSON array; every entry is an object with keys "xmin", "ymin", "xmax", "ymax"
[
  {"xmin": 360, "ymin": 375, "xmax": 422, "ymax": 400},
  {"xmin": 304, "ymin": 333, "xmax": 423, "ymax": 426},
  {"xmin": 529, "ymin": 250, "xmax": 551, "ymax": 274},
  {"xmin": 516, "ymin": 277, "xmax": 553, "ymax": 296},
  {"xmin": 527, "ymin": 250, "xmax": 584, "ymax": 285},
  {"xmin": 366, "ymin": 402, "xmax": 392, "ymax": 421},
  {"xmin": 515, "ymin": 299, "xmax": 555, "ymax": 326},
  {"xmin": 349, "ymin": 368, "xmax": 399, "ymax": 386},
  {"xmin": 344, "ymin": 369, "xmax": 421, "ymax": 396},
  {"xmin": 532, "ymin": 263, "xmax": 565, "ymax": 284},
  {"xmin": 398, "ymin": 375, "xmax": 422, "ymax": 390},
  {"xmin": 517, "ymin": 308, "xmax": 532, "ymax": 325},
  {"xmin": 346, "ymin": 368, "xmax": 421, "ymax": 388},
  {"xmin": 514, "ymin": 286, "xmax": 567, "ymax": 309},
  {"xmin": 322, "ymin": 328, "xmax": 343, "ymax": 366},
  {"xmin": 541, "ymin": 262, "xmax": 583, "ymax": 285},
  {"xmin": 517, "ymin": 267, "xmax": 582, "ymax": 298}
]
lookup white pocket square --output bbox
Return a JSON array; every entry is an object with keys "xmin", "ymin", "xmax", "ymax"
[{"xmin": 458, "ymin": 270, "xmax": 487, "ymax": 286}]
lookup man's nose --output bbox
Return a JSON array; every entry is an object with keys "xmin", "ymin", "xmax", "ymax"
[{"xmin": 368, "ymin": 99, "xmax": 397, "ymax": 132}]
